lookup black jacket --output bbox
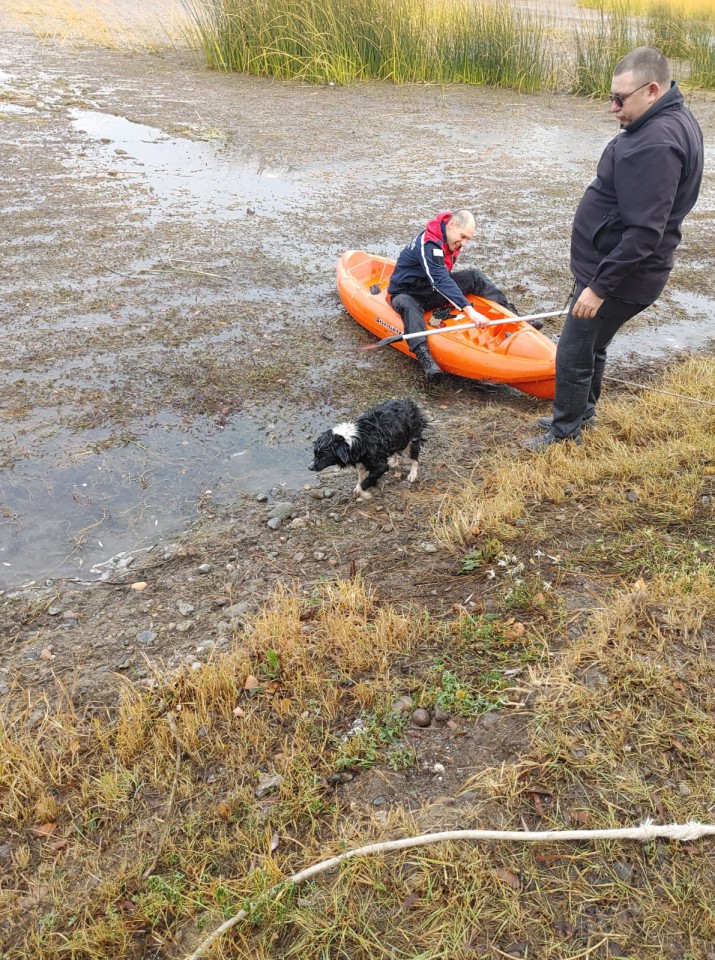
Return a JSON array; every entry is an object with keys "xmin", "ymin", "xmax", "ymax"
[
  {"xmin": 387, "ymin": 212, "xmax": 471, "ymax": 309},
  {"xmin": 570, "ymin": 82, "xmax": 703, "ymax": 304}
]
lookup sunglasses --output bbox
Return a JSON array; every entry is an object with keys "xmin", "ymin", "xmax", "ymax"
[{"xmin": 608, "ymin": 80, "xmax": 652, "ymax": 109}]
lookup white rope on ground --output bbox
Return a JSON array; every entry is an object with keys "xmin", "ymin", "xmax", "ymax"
[
  {"xmin": 603, "ymin": 375, "xmax": 715, "ymax": 408},
  {"xmin": 184, "ymin": 819, "xmax": 715, "ymax": 960}
]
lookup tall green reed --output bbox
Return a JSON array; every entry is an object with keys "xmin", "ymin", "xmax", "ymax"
[
  {"xmin": 688, "ymin": 21, "xmax": 715, "ymax": 87},
  {"xmin": 572, "ymin": 3, "xmax": 643, "ymax": 95},
  {"xmin": 183, "ymin": 0, "xmax": 555, "ymax": 90}
]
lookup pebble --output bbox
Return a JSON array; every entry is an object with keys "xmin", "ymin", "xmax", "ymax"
[
  {"xmin": 176, "ymin": 620, "xmax": 193, "ymax": 633},
  {"xmin": 130, "ymin": 581, "xmax": 148, "ymax": 591},
  {"xmin": 328, "ymin": 513, "xmax": 342, "ymax": 522},
  {"xmin": 197, "ymin": 563, "xmax": 212, "ymax": 574},
  {"xmin": 225, "ymin": 601, "xmax": 252, "ymax": 619},
  {"xmin": 293, "ymin": 552, "xmax": 306, "ymax": 562},
  {"xmin": 255, "ymin": 774, "xmax": 282, "ymax": 799},
  {"xmin": 256, "ymin": 492, "xmax": 269, "ymax": 503},
  {"xmin": 433, "ymin": 704, "xmax": 451, "ymax": 722},
  {"xmin": 614, "ymin": 861, "xmax": 633, "ymax": 881},
  {"xmin": 115, "ymin": 657, "xmax": 132, "ymax": 670},
  {"xmin": 677, "ymin": 781, "xmax": 691, "ymax": 797},
  {"xmin": 392, "ymin": 695, "xmax": 414, "ymax": 714},
  {"xmin": 432, "ymin": 762, "xmax": 446, "ymax": 775},
  {"xmin": 39, "ymin": 648, "xmax": 54, "ymax": 661},
  {"xmin": 309, "ymin": 489, "xmax": 324, "ymax": 500},
  {"xmin": 313, "ymin": 551, "xmax": 326, "ymax": 561},
  {"xmin": 372, "ymin": 796, "xmax": 387, "ymax": 806},
  {"xmin": 290, "ymin": 517, "xmax": 306, "ymax": 528},
  {"xmin": 322, "ymin": 489, "xmax": 334, "ymax": 499},
  {"xmin": 411, "ymin": 708, "xmax": 431, "ymax": 728},
  {"xmin": 626, "ymin": 491, "xmax": 639, "ymax": 502},
  {"xmin": 421, "ymin": 542, "xmax": 437, "ymax": 553},
  {"xmin": 267, "ymin": 517, "xmax": 282, "ymax": 530},
  {"xmin": 177, "ymin": 601, "xmax": 194, "ymax": 616},
  {"xmin": 269, "ymin": 502, "xmax": 296, "ymax": 521},
  {"xmin": 327, "ymin": 772, "xmax": 354, "ymax": 784},
  {"xmin": 0, "ymin": 844, "xmax": 12, "ymax": 861},
  {"xmin": 136, "ymin": 630, "xmax": 158, "ymax": 646},
  {"xmin": 48, "ymin": 606, "xmax": 62, "ymax": 616}
]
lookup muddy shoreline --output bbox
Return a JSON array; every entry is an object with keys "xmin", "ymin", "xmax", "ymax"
[{"xmin": 1, "ymin": 27, "xmax": 714, "ymax": 695}]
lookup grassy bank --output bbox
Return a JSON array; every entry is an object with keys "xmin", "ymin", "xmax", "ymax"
[{"xmin": 2, "ymin": 357, "xmax": 714, "ymax": 958}]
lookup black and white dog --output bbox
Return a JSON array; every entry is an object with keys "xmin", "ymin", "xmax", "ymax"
[{"xmin": 309, "ymin": 398, "xmax": 429, "ymax": 499}]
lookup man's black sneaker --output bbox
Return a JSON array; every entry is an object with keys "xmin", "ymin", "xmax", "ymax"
[
  {"xmin": 536, "ymin": 414, "xmax": 596, "ymax": 430},
  {"xmin": 522, "ymin": 430, "xmax": 583, "ymax": 452}
]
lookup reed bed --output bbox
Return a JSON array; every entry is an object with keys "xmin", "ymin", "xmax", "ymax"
[
  {"xmin": 183, "ymin": 0, "xmax": 556, "ymax": 89},
  {"xmin": 185, "ymin": 0, "xmax": 715, "ymax": 91}
]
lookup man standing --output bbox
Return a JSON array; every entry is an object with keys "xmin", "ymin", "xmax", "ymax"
[
  {"xmin": 525, "ymin": 46, "xmax": 703, "ymax": 450},
  {"xmin": 388, "ymin": 209, "xmax": 522, "ymax": 382}
]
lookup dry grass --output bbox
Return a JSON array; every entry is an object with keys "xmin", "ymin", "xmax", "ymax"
[
  {"xmin": 2, "ymin": 359, "xmax": 714, "ymax": 958},
  {"xmin": 1, "ymin": 0, "xmax": 188, "ymax": 51},
  {"xmin": 437, "ymin": 356, "xmax": 715, "ymax": 545}
]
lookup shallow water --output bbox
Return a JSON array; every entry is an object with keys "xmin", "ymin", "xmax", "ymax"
[
  {"xmin": 69, "ymin": 109, "xmax": 307, "ymax": 223},
  {"xmin": 0, "ymin": 411, "xmax": 321, "ymax": 585}
]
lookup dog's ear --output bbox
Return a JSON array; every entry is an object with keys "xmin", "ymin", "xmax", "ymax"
[
  {"xmin": 313, "ymin": 431, "xmax": 332, "ymax": 453},
  {"xmin": 335, "ymin": 440, "xmax": 351, "ymax": 466}
]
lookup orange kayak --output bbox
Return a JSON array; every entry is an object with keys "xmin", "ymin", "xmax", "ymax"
[{"xmin": 337, "ymin": 250, "xmax": 556, "ymax": 400}]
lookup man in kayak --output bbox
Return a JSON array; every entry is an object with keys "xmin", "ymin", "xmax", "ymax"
[
  {"xmin": 387, "ymin": 209, "xmax": 524, "ymax": 382},
  {"xmin": 524, "ymin": 46, "xmax": 703, "ymax": 450}
]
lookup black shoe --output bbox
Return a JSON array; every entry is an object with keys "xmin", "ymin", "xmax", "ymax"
[
  {"xmin": 522, "ymin": 430, "xmax": 583, "ymax": 452},
  {"xmin": 536, "ymin": 414, "xmax": 596, "ymax": 431},
  {"xmin": 414, "ymin": 344, "xmax": 443, "ymax": 382}
]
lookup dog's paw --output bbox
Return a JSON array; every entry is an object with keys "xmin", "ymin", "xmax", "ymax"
[
  {"xmin": 407, "ymin": 462, "xmax": 419, "ymax": 483},
  {"xmin": 355, "ymin": 488, "xmax": 373, "ymax": 500},
  {"xmin": 388, "ymin": 454, "xmax": 400, "ymax": 468}
]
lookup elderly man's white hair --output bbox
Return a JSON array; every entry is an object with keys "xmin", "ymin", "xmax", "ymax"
[{"xmin": 449, "ymin": 209, "xmax": 476, "ymax": 230}]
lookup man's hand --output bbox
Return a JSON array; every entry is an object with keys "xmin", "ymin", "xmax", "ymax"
[
  {"xmin": 465, "ymin": 304, "xmax": 489, "ymax": 329},
  {"xmin": 572, "ymin": 287, "xmax": 604, "ymax": 319}
]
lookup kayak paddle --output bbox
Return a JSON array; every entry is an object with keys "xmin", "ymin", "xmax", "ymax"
[{"xmin": 361, "ymin": 309, "xmax": 568, "ymax": 352}]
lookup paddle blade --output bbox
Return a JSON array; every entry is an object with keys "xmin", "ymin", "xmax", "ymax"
[{"xmin": 360, "ymin": 334, "xmax": 404, "ymax": 351}]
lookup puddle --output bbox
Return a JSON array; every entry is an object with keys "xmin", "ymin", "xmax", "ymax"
[
  {"xmin": 0, "ymin": 410, "xmax": 324, "ymax": 587},
  {"xmin": 611, "ymin": 289, "xmax": 715, "ymax": 360},
  {"xmin": 68, "ymin": 109, "xmax": 308, "ymax": 222}
]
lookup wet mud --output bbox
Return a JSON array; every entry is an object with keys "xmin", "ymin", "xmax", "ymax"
[{"xmin": 1, "ymin": 28, "xmax": 714, "ymax": 590}]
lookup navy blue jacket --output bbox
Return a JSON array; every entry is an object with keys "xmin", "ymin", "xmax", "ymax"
[
  {"xmin": 570, "ymin": 82, "xmax": 703, "ymax": 304},
  {"xmin": 387, "ymin": 213, "xmax": 471, "ymax": 309}
]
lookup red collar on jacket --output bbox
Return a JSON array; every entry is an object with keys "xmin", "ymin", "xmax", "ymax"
[{"xmin": 423, "ymin": 212, "xmax": 459, "ymax": 271}]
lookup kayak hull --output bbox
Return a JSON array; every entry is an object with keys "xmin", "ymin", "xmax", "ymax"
[{"xmin": 337, "ymin": 250, "xmax": 557, "ymax": 400}]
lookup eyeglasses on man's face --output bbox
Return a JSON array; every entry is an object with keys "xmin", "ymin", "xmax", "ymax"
[{"xmin": 608, "ymin": 80, "xmax": 652, "ymax": 109}]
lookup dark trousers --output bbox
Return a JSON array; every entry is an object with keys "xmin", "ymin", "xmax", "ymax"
[
  {"xmin": 390, "ymin": 269, "xmax": 511, "ymax": 351},
  {"xmin": 551, "ymin": 283, "xmax": 648, "ymax": 439}
]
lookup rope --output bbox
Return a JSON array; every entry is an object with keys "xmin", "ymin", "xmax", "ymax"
[
  {"xmin": 603, "ymin": 375, "xmax": 715, "ymax": 408},
  {"xmin": 184, "ymin": 819, "xmax": 715, "ymax": 959}
]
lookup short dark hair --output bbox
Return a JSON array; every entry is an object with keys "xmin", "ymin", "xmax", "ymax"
[{"xmin": 614, "ymin": 46, "xmax": 670, "ymax": 86}]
